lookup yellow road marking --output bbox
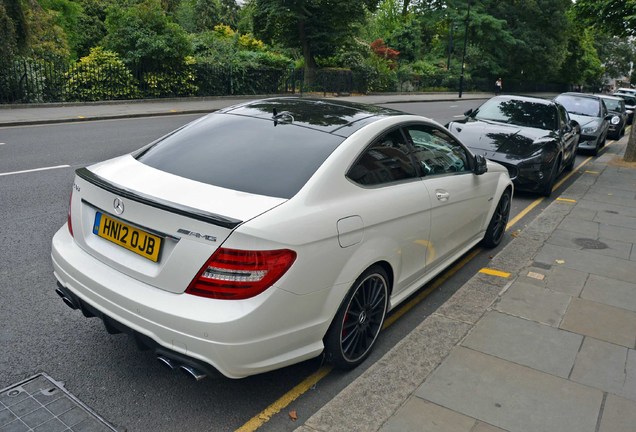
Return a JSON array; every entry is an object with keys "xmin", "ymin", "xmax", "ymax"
[
  {"xmin": 506, "ymin": 197, "xmax": 544, "ymax": 230},
  {"xmin": 383, "ymin": 248, "xmax": 481, "ymax": 329},
  {"xmin": 556, "ymin": 198, "xmax": 577, "ymax": 203},
  {"xmin": 235, "ymin": 366, "xmax": 333, "ymax": 432},
  {"xmin": 585, "ymin": 170, "xmax": 600, "ymax": 175},
  {"xmin": 479, "ymin": 268, "xmax": 511, "ymax": 278}
]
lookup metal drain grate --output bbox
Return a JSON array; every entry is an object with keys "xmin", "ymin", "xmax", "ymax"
[{"xmin": 0, "ymin": 373, "xmax": 117, "ymax": 432}]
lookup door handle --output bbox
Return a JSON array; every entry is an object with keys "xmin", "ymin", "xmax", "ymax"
[{"xmin": 436, "ymin": 190, "xmax": 450, "ymax": 201}]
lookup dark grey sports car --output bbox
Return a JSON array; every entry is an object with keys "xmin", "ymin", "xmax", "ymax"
[{"xmin": 446, "ymin": 95, "xmax": 579, "ymax": 196}]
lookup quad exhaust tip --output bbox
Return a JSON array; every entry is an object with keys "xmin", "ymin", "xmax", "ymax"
[{"xmin": 157, "ymin": 356, "xmax": 207, "ymax": 381}]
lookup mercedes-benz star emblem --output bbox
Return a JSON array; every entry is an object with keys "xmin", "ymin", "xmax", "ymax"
[{"xmin": 113, "ymin": 198, "xmax": 125, "ymax": 215}]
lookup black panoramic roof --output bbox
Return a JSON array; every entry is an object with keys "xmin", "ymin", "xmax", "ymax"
[{"xmin": 218, "ymin": 97, "xmax": 404, "ymax": 137}]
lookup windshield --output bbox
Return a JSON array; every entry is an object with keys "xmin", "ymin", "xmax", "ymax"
[
  {"xmin": 602, "ymin": 99, "xmax": 622, "ymax": 112},
  {"xmin": 555, "ymin": 95, "xmax": 601, "ymax": 117},
  {"xmin": 473, "ymin": 98, "xmax": 557, "ymax": 130}
]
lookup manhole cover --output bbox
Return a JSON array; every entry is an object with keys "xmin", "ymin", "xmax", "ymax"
[
  {"xmin": 574, "ymin": 238, "xmax": 608, "ymax": 250},
  {"xmin": 0, "ymin": 373, "xmax": 117, "ymax": 432}
]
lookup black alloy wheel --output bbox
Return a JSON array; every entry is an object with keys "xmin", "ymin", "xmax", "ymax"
[
  {"xmin": 482, "ymin": 189, "xmax": 511, "ymax": 248},
  {"xmin": 324, "ymin": 266, "xmax": 389, "ymax": 369}
]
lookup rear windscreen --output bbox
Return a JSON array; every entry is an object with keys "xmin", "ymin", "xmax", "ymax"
[{"xmin": 136, "ymin": 114, "xmax": 344, "ymax": 199}]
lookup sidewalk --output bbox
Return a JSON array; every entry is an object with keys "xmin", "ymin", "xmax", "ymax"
[
  {"xmin": 0, "ymin": 92, "xmax": 498, "ymax": 127},
  {"xmin": 297, "ymin": 135, "xmax": 636, "ymax": 432}
]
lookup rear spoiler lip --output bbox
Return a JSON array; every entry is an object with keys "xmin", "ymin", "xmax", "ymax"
[{"xmin": 76, "ymin": 167, "xmax": 243, "ymax": 229}]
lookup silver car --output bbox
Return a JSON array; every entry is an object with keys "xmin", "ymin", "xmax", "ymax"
[{"xmin": 555, "ymin": 92, "xmax": 611, "ymax": 155}]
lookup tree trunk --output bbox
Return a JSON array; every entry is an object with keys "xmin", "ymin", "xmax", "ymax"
[
  {"xmin": 625, "ymin": 122, "xmax": 636, "ymax": 162},
  {"xmin": 298, "ymin": 19, "xmax": 316, "ymax": 89}
]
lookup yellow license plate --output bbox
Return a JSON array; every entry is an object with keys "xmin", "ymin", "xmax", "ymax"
[{"xmin": 93, "ymin": 212, "xmax": 162, "ymax": 262}]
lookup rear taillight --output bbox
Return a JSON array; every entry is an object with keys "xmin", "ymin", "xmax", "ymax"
[
  {"xmin": 67, "ymin": 190, "xmax": 74, "ymax": 237},
  {"xmin": 186, "ymin": 248, "xmax": 297, "ymax": 300}
]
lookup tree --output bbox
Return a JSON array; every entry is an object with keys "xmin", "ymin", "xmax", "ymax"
[
  {"xmin": 575, "ymin": 0, "xmax": 636, "ymax": 162},
  {"xmin": 252, "ymin": 0, "xmax": 379, "ymax": 79},
  {"xmin": 575, "ymin": 0, "xmax": 636, "ymax": 38},
  {"xmin": 103, "ymin": 0, "xmax": 192, "ymax": 72},
  {"xmin": 594, "ymin": 34, "xmax": 636, "ymax": 80}
]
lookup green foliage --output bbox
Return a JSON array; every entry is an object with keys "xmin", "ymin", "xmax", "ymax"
[
  {"xmin": 74, "ymin": 0, "xmax": 109, "ymax": 58},
  {"xmin": 38, "ymin": 0, "xmax": 83, "ymax": 59},
  {"xmin": 25, "ymin": 2, "xmax": 70, "ymax": 61},
  {"xmin": 595, "ymin": 34, "xmax": 636, "ymax": 79},
  {"xmin": 65, "ymin": 46, "xmax": 139, "ymax": 101},
  {"xmin": 575, "ymin": 0, "xmax": 636, "ymax": 38},
  {"xmin": 0, "ymin": 4, "xmax": 18, "ymax": 62},
  {"xmin": 252, "ymin": 0, "xmax": 380, "ymax": 71},
  {"xmin": 104, "ymin": 0, "xmax": 192, "ymax": 71},
  {"xmin": 1, "ymin": 0, "xmax": 28, "ymax": 52}
]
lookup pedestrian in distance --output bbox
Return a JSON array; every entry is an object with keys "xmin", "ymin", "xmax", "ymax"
[{"xmin": 495, "ymin": 78, "xmax": 502, "ymax": 95}]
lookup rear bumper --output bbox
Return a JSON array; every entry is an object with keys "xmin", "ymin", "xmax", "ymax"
[{"xmin": 51, "ymin": 226, "xmax": 333, "ymax": 378}]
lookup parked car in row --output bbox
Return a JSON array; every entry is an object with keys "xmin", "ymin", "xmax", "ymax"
[
  {"xmin": 52, "ymin": 98, "xmax": 513, "ymax": 379},
  {"xmin": 599, "ymin": 94, "xmax": 627, "ymax": 139},
  {"xmin": 446, "ymin": 95, "xmax": 578, "ymax": 196},
  {"xmin": 613, "ymin": 92, "xmax": 635, "ymax": 125},
  {"xmin": 554, "ymin": 92, "xmax": 611, "ymax": 155}
]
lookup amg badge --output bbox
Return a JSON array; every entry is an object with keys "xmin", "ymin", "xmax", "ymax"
[{"xmin": 177, "ymin": 229, "xmax": 217, "ymax": 242}]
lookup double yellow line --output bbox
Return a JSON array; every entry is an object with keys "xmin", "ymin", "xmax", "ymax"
[{"xmin": 236, "ymin": 133, "xmax": 620, "ymax": 432}]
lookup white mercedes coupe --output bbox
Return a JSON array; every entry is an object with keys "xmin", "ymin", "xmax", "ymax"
[{"xmin": 51, "ymin": 98, "xmax": 512, "ymax": 379}]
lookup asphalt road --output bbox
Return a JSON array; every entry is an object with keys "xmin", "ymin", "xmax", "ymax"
[{"xmin": 0, "ymin": 99, "xmax": 591, "ymax": 432}]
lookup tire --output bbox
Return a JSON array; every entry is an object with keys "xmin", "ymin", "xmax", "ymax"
[
  {"xmin": 481, "ymin": 189, "xmax": 511, "ymax": 248},
  {"xmin": 590, "ymin": 137, "xmax": 600, "ymax": 156},
  {"xmin": 564, "ymin": 152, "xmax": 575, "ymax": 172},
  {"xmin": 324, "ymin": 265, "xmax": 389, "ymax": 370},
  {"xmin": 539, "ymin": 158, "xmax": 559, "ymax": 197}
]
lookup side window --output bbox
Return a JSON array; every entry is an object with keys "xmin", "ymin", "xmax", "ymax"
[
  {"xmin": 558, "ymin": 106, "xmax": 569, "ymax": 130},
  {"xmin": 347, "ymin": 129, "xmax": 417, "ymax": 186},
  {"xmin": 404, "ymin": 125, "xmax": 470, "ymax": 176}
]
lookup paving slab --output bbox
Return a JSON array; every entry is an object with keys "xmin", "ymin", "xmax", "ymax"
[
  {"xmin": 570, "ymin": 337, "xmax": 635, "ymax": 400},
  {"xmin": 461, "ymin": 311, "xmax": 582, "ymax": 378},
  {"xmin": 581, "ymin": 274, "xmax": 636, "ymax": 313},
  {"xmin": 599, "ymin": 224, "xmax": 636, "ymax": 244},
  {"xmin": 544, "ymin": 266, "xmax": 588, "ymax": 296},
  {"xmin": 593, "ymin": 211, "xmax": 636, "ymax": 229},
  {"xmin": 556, "ymin": 217, "xmax": 600, "ymax": 236},
  {"xmin": 494, "ymin": 281, "xmax": 571, "ymax": 327},
  {"xmin": 560, "ymin": 298, "xmax": 636, "ymax": 348},
  {"xmin": 566, "ymin": 206, "xmax": 597, "ymax": 221},
  {"xmin": 546, "ymin": 229, "xmax": 632, "ymax": 259},
  {"xmin": 599, "ymin": 394, "xmax": 636, "ymax": 432},
  {"xmin": 379, "ymin": 398, "xmax": 476, "ymax": 432},
  {"xmin": 576, "ymin": 199, "xmax": 636, "ymax": 219},
  {"xmin": 534, "ymin": 243, "xmax": 636, "ymax": 285},
  {"xmin": 416, "ymin": 347, "xmax": 603, "ymax": 432}
]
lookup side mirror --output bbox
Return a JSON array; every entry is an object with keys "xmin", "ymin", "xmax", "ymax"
[
  {"xmin": 604, "ymin": 114, "xmax": 614, "ymax": 121},
  {"xmin": 474, "ymin": 154, "xmax": 488, "ymax": 175},
  {"xmin": 569, "ymin": 120, "xmax": 580, "ymax": 133},
  {"xmin": 464, "ymin": 108, "xmax": 474, "ymax": 117}
]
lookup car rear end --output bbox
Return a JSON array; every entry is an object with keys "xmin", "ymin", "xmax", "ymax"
[{"xmin": 51, "ymin": 103, "xmax": 353, "ymax": 378}]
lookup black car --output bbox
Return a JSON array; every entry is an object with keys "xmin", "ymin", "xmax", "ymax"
[
  {"xmin": 613, "ymin": 92, "xmax": 635, "ymax": 125},
  {"xmin": 599, "ymin": 95, "xmax": 627, "ymax": 139},
  {"xmin": 555, "ymin": 92, "xmax": 611, "ymax": 155},
  {"xmin": 446, "ymin": 95, "xmax": 579, "ymax": 196}
]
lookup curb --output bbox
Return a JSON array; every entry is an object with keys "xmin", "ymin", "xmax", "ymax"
[{"xmin": 0, "ymin": 93, "xmax": 497, "ymax": 127}]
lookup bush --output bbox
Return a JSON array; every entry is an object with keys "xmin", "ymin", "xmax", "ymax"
[
  {"xmin": 141, "ymin": 56, "xmax": 198, "ymax": 97},
  {"xmin": 65, "ymin": 47, "xmax": 139, "ymax": 101}
]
